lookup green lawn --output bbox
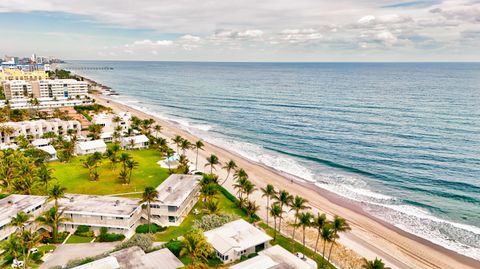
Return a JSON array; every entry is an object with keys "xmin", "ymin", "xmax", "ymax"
[
  {"xmin": 66, "ymin": 234, "xmax": 94, "ymax": 244},
  {"xmin": 155, "ymin": 187, "xmax": 248, "ymax": 242},
  {"xmin": 38, "ymin": 245, "xmax": 56, "ymax": 254},
  {"xmin": 258, "ymin": 222, "xmax": 335, "ymax": 269},
  {"xmin": 49, "ymin": 149, "xmax": 170, "ymax": 195}
]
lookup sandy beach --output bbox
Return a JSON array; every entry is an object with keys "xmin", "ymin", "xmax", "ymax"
[{"xmin": 93, "ymin": 93, "xmax": 480, "ymax": 269}]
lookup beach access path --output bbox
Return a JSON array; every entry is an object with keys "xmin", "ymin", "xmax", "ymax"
[{"xmin": 94, "ymin": 94, "xmax": 480, "ymax": 269}]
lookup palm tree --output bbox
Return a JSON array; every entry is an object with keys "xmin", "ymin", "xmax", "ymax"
[
  {"xmin": 126, "ymin": 159, "xmax": 139, "ymax": 184},
  {"xmin": 87, "ymin": 124, "xmax": 103, "ymax": 140},
  {"xmin": 313, "ymin": 213, "xmax": 327, "ymax": 253},
  {"xmin": 112, "ymin": 115, "xmax": 121, "ymax": 127},
  {"xmin": 1, "ymin": 234, "xmax": 22, "ymax": 264},
  {"xmin": 233, "ymin": 168, "xmax": 248, "ymax": 181},
  {"xmin": 193, "ymin": 140, "xmax": 204, "ymax": 170},
  {"xmin": 165, "ymin": 148, "xmax": 174, "ymax": 171},
  {"xmin": 10, "ymin": 212, "xmax": 32, "ymax": 233},
  {"xmin": 153, "ymin": 124, "xmax": 162, "ymax": 137},
  {"xmin": 204, "ymin": 154, "xmax": 219, "ymax": 174},
  {"xmin": 274, "ymin": 190, "xmax": 293, "ymax": 235},
  {"xmin": 37, "ymin": 164, "xmax": 55, "ymax": 194},
  {"xmin": 140, "ymin": 187, "xmax": 159, "ymax": 233},
  {"xmin": 119, "ymin": 152, "xmax": 132, "ymax": 184},
  {"xmin": 269, "ymin": 203, "xmax": 283, "ymax": 240},
  {"xmin": 320, "ymin": 225, "xmax": 334, "ymax": 267},
  {"xmin": 296, "ymin": 212, "xmax": 313, "ymax": 259},
  {"xmin": 172, "ymin": 135, "xmax": 183, "ymax": 154},
  {"xmin": 48, "ymin": 184, "xmax": 67, "ymax": 208},
  {"xmin": 245, "ymin": 200, "xmax": 260, "ymax": 219},
  {"xmin": 261, "ymin": 184, "xmax": 276, "ymax": 225},
  {"xmin": 233, "ymin": 177, "xmax": 249, "ymax": 200},
  {"xmin": 180, "ymin": 139, "xmax": 192, "ymax": 155},
  {"xmin": 180, "ymin": 230, "xmax": 212, "ymax": 263},
  {"xmin": 200, "ymin": 183, "xmax": 218, "ymax": 202},
  {"xmin": 204, "ymin": 199, "xmax": 220, "ymax": 215},
  {"xmin": 221, "ymin": 160, "xmax": 237, "ymax": 185},
  {"xmin": 362, "ymin": 258, "xmax": 391, "ymax": 269},
  {"xmin": 21, "ymin": 229, "xmax": 41, "ymax": 266},
  {"xmin": 327, "ymin": 216, "xmax": 351, "ymax": 262},
  {"xmin": 104, "ymin": 147, "xmax": 119, "ymax": 171},
  {"xmin": 243, "ymin": 180, "xmax": 256, "ymax": 200},
  {"xmin": 290, "ymin": 195, "xmax": 310, "ymax": 240},
  {"xmin": 36, "ymin": 207, "xmax": 69, "ymax": 243}
]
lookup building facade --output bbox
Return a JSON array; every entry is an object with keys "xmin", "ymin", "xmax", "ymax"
[
  {"xmin": 0, "ymin": 69, "xmax": 48, "ymax": 81},
  {"xmin": 150, "ymin": 174, "xmax": 201, "ymax": 226},
  {"xmin": 58, "ymin": 194, "xmax": 142, "ymax": 237},
  {"xmin": 2, "ymin": 79, "xmax": 88, "ymax": 100},
  {"xmin": 75, "ymin": 139, "xmax": 107, "ymax": 155},
  {"xmin": 0, "ymin": 119, "xmax": 81, "ymax": 144},
  {"xmin": 0, "ymin": 195, "xmax": 48, "ymax": 241}
]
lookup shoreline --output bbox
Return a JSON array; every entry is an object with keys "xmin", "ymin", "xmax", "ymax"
[{"xmin": 91, "ymin": 92, "xmax": 480, "ymax": 269}]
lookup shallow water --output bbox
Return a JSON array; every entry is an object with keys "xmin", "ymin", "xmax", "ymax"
[{"xmin": 66, "ymin": 61, "xmax": 480, "ymax": 259}]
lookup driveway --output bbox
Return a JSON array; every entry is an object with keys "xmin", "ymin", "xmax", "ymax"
[{"xmin": 40, "ymin": 242, "xmax": 120, "ymax": 269}]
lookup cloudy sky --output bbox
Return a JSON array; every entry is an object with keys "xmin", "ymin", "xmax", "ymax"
[{"xmin": 0, "ymin": 0, "xmax": 479, "ymax": 61}]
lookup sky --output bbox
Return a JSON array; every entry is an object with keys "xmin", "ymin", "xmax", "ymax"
[{"xmin": 0, "ymin": 0, "xmax": 479, "ymax": 61}]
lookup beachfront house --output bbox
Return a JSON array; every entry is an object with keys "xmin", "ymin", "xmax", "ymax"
[
  {"xmin": 121, "ymin": 134, "xmax": 149, "ymax": 150},
  {"xmin": 205, "ymin": 219, "xmax": 273, "ymax": 264},
  {"xmin": 229, "ymin": 245, "xmax": 315, "ymax": 269},
  {"xmin": 149, "ymin": 174, "xmax": 201, "ymax": 226},
  {"xmin": 0, "ymin": 195, "xmax": 48, "ymax": 241},
  {"xmin": 75, "ymin": 139, "xmax": 107, "ymax": 155},
  {"xmin": 58, "ymin": 194, "xmax": 142, "ymax": 237},
  {"xmin": 72, "ymin": 246, "xmax": 183, "ymax": 269}
]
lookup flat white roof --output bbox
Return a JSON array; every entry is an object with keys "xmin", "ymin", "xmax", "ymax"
[
  {"xmin": 155, "ymin": 174, "xmax": 201, "ymax": 207},
  {"xmin": 37, "ymin": 145, "xmax": 57, "ymax": 155},
  {"xmin": 0, "ymin": 195, "xmax": 47, "ymax": 227},
  {"xmin": 32, "ymin": 138, "xmax": 50, "ymax": 147},
  {"xmin": 0, "ymin": 143, "xmax": 18, "ymax": 150},
  {"xmin": 230, "ymin": 245, "xmax": 313, "ymax": 269},
  {"xmin": 121, "ymin": 134, "xmax": 149, "ymax": 144},
  {"xmin": 205, "ymin": 219, "xmax": 273, "ymax": 255},
  {"xmin": 59, "ymin": 194, "xmax": 141, "ymax": 218},
  {"xmin": 72, "ymin": 256, "xmax": 120, "ymax": 269},
  {"xmin": 110, "ymin": 246, "xmax": 183, "ymax": 269},
  {"xmin": 77, "ymin": 139, "xmax": 107, "ymax": 151}
]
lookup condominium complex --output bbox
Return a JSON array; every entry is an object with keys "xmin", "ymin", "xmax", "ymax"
[
  {"xmin": 92, "ymin": 112, "xmax": 132, "ymax": 142},
  {"xmin": 0, "ymin": 69, "xmax": 48, "ymax": 81},
  {"xmin": 150, "ymin": 174, "xmax": 201, "ymax": 226},
  {"xmin": 2, "ymin": 79, "xmax": 88, "ymax": 100},
  {"xmin": 0, "ymin": 118, "xmax": 81, "ymax": 144},
  {"xmin": 58, "ymin": 194, "xmax": 143, "ymax": 237},
  {"xmin": 0, "ymin": 195, "xmax": 48, "ymax": 241}
]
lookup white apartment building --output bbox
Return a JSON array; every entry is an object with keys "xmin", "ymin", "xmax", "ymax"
[
  {"xmin": 93, "ymin": 112, "xmax": 132, "ymax": 142},
  {"xmin": 229, "ymin": 245, "xmax": 315, "ymax": 269},
  {"xmin": 58, "ymin": 194, "xmax": 142, "ymax": 237},
  {"xmin": 0, "ymin": 195, "xmax": 48, "ymax": 241},
  {"xmin": 205, "ymin": 219, "xmax": 273, "ymax": 264},
  {"xmin": 150, "ymin": 174, "xmax": 201, "ymax": 226},
  {"xmin": 0, "ymin": 119, "xmax": 81, "ymax": 144},
  {"xmin": 2, "ymin": 79, "xmax": 88, "ymax": 100},
  {"xmin": 121, "ymin": 134, "xmax": 149, "ymax": 149},
  {"xmin": 75, "ymin": 139, "xmax": 107, "ymax": 155}
]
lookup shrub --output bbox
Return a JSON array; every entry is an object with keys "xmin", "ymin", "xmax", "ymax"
[
  {"xmin": 114, "ymin": 234, "xmax": 153, "ymax": 251},
  {"xmin": 164, "ymin": 240, "xmax": 182, "ymax": 257},
  {"xmin": 75, "ymin": 225, "xmax": 94, "ymax": 237},
  {"xmin": 240, "ymin": 255, "xmax": 248, "ymax": 261},
  {"xmin": 192, "ymin": 214, "xmax": 238, "ymax": 231},
  {"xmin": 135, "ymin": 224, "xmax": 166, "ymax": 234},
  {"xmin": 98, "ymin": 233, "xmax": 125, "ymax": 242},
  {"xmin": 247, "ymin": 252, "xmax": 258, "ymax": 258}
]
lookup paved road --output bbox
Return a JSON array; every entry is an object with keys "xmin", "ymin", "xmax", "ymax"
[{"xmin": 40, "ymin": 242, "xmax": 120, "ymax": 269}]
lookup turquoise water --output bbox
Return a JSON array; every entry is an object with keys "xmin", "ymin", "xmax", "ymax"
[{"xmin": 67, "ymin": 61, "xmax": 480, "ymax": 259}]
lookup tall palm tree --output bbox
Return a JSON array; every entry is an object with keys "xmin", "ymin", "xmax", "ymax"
[
  {"xmin": 153, "ymin": 125, "xmax": 162, "ymax": 137},
  {"xmin": 233, "ymin": 168, "xmax": 248, "ymax": 181},
  {"xmin": 193, "ymin": 140, "xmax": 204, "ymax": 170},
  {"xmin": 221, "ymin": 160, "xmax": 237, "ymax": 185},
  {"xmin": 21, "ymin": 229, "xmax": 41, "ymax": 266},
  {"xmin": 1, "ymin": 234, "xmax": 22, "ymax": 264},
  {"xmin": 245, "ymin": 200, "xmax": 260, "ymax": 219},
  {"xmin": 261, "ymin": 184, "xmax": 276, "ymax": 225},
  {"xmin": 37, "ymin": 164, "xmax": 55, "ymax": 194},
  {"xmin": 243, "ymin": 180, "xmax": 256, "ymax": 200},
  {"xmin": 126, "ymin": 159, "xmax": 139, "ymax": 184},
  {"xmin": 180, "ymin": 139, "xmax": 192, "ymax": 155},
  {"xmin": 362, "ymin": 258, "xmax": 391, "ymax": 269},
  {"xmin": 320, "ymin": 225, "xmax": 334, "ymax": 267},
  {"xmin": 296, "ymin": 212, "xmax": 313, "ymax": 259},
  {"xmin": 179, "ymin": 230, "xmax": 212, "ymax": 263},
  {"xmin": 233, "ymin": 177, "xmax": 249, "ymax": 200},
  {"xmin": 274, "ymin": 190, "xmax": 293, "ymax": 235},
  {"xmin": 36, "ymin": 207, "xmax": 69, "ymax": 243},
  {"xmin": 140, "ymin": 187, "xmax": 159, "ymax": 233},
  {"xmin": 204, "ymin": 154, "xmax": 219, "ymax": 174},
  {"xmin": 269, "ymin": 203, "xmax": 283, "ymax": 240},
  {"xmin": 200, "ymin": 183, "xmax": 218, "ymax": 202},
  {"xmin": 172, "ymin": 135, "xmax": 183, "ymax": 154},
  {"xmin": 204, "ymin": 199, "xmax": 220, "ymax": 215},
  {"xmin": 10, "ymin": 212, "xmax": 32, "ymax": 233},
  {"xmin": 87, "ymin": 124, "xmax": 103, "ymax": 140},
  {"xmin": 48, "ymin": 184, "xmax": 67, "ymax": 209},
  {"xmin": 290, "ymin": 195, "xmax": 310, "ymax": 240},
  {"xmin": 313, "ymin": 213, "xmax": 327, "ymax": 253},
  {"xmin": 327, "ymin": 216, "xmax": 351, "ymax": 262}
]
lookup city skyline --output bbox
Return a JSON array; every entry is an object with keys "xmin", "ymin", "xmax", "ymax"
[{"xmin": 0, "ymin": 0, "xmax": 479, "ymax": 61}]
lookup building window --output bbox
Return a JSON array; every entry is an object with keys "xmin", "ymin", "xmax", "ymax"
[
  {"xmin": 167, "ymin": 206, "xmax": 177, "ymax": 212},
  {"xmin": 168, "ymin": 216, "xmax": 176, "ymax": 223}
]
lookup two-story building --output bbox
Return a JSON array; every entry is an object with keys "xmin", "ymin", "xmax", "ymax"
[
  {"xmin": 58, "ymin": 194, "xmax": 142, "ymax": 237},
  {"xmin": 0, "ymin": 195, "xmax": 48, "ymax": 241},
  {"xmin": 149, "ymin": 174, "xmax": 201, "ymax": 226},
  {"xmin": 0, "ymin": 119, "xmax": 81, "ymax": 144}
]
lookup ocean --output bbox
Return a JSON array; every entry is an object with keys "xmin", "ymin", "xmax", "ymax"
[{"xmin": 65, "ymin": 61, "xmax": 480, "ymax": 260}]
